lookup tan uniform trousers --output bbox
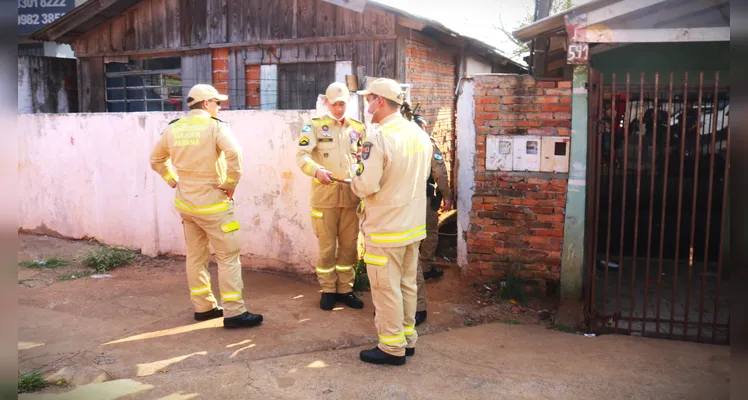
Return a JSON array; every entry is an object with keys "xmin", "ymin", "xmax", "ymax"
[
  {"xmin": 312, "ymin": 206, "xmax": 358, "ymax": 293},
  {"xmin": 364, "ymin": 242, "xmax": 420, "ymax": 357},
  {"xmin": 416, "ymin": 207, "xmax": 439, "ymax": 312},
  {"xmin": 181, "ymin": 209, "xmax": 247, "ymax": 318}
]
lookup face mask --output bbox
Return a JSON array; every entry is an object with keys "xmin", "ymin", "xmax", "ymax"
[{"xmin": 366, "ymin": 97, "xmax": 379, "ymax": 117}]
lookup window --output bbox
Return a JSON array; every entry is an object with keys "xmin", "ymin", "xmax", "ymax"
[{"xmin": 105, "ymin": 57, "xmax": 182, "ymax": 112}]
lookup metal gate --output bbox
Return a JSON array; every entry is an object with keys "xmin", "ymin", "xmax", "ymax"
[{"xmin": 584, "ymin": 69, "xmax": 729, "ymax": 345}]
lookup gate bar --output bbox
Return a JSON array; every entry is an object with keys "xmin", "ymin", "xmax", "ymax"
[
  {"xmin": 656, "ymin": 73, "xmax": 674, "ymax": 335},
  {"xmin": 590, "ymin": 72, "xmax": 605, "ymax": 320},
  {"xmin": 602, "ymin": 74, "xmax": 617, "ymax": 319},
  {"xmin": 699, "ymin": 72, "xmax": 720, "ymax": 341},
  {"xmin": 629, "ymin": 73, "xmax": 646, "ymax": 330},
  {"xmin": 712, "ymin": 117, "xmax": 729, "ymax": 343},
  {"xmin": 684, "ymin": 72, "xmax": 704, "ymax": 339},
  {"xmin": 670, "ymin": 72, "xmax": 689, "ymax": 337},
  {"xmin": 615, "ymin": 73, "xmax": 632, "ymax": 333},
  {"xmin": 642, "ymin": 72, "xmax": 660, "ymax": 333}
]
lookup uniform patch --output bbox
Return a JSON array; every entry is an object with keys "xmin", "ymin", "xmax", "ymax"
[
  {"xmin": 356, "ymin": 163, "xmax": 364, "ymax": 176},
  {"xmin": 322, "ymin": 131, "xmax": 332, "ymax": 137},
  {"xmin": 322, "ymin": 125, "xmax": 329, "ymax": 132},
  {"xmin": 302, "ymin": 124, "xmax": 312, "ymax": 133},
  {"xmin": 350, "ymin": 131, "xmax": 359, "ymax": 141},
  {"xmin": 434, "ymin": 153, "xmax": 443, "ymax": 160},
  {"xmin": 324, "ymin": 153, "xmax": 329, "ymax": 158},
  {"xmin": 299, "ymin": 136, "xmax": 310, "ymax": 146},
  {"xmin": 362, "ymin": 142, "xmax": 373, "ymax": 160}
]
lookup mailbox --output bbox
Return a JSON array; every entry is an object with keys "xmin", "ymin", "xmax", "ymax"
[
  {"xmin": 540, "ymin": 137, "xmax": 570, "ymax": 173},
  {"xmin": 513, "ymin": 136, "xmax": 541, "ymax": 172},
  {"xmin": 486, "ymin": 136, "xmax": 513, "ymax": 171}
]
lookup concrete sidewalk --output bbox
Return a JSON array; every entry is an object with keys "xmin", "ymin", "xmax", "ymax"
[{"xmin": 18, "ymin": 234, "xmax": 729, "ymax": 399}]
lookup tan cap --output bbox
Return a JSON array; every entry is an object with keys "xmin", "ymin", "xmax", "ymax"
[
  {"xmin": 186, "ymin": 84, "xmax": 228, "ymax": 106},
  {"xmin": 325, "ymin": 82, "xmax": 350, "ymax": 104},
  {"xmin": 356, "ymin": 78, "xmax": 405, "ymax": 105}
]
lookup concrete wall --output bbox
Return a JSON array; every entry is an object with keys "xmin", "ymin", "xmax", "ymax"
[
  {"xmin": 18, "ymin": 110, "xmax": 320, "ymax": 274},
  {"xmin": 18, "ymin": 56, "xmax": 78, "ymax": 114}
]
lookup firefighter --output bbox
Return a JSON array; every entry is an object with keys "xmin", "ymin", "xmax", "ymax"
[
  {"xmin": 353, "ymin": 78, "xmax": 432, "ymax": 365},
  {"xmin": 296, "ymin": 82, "xmax": 366, "ymax": 311},
  {"xmin": 150, "ymin": 84, "xmax": 263, "ymax": 329},
  {"xmin": 412, "ymin": 114, "xmax": 453, "ymax": 327}
]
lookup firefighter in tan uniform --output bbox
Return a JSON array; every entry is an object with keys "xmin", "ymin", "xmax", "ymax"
[
  {"xmin": 412, "ymin": 114, "xmax": 453, "ymax": 326},
  {"xmin": 352, "ymin": 78, "xmax": 432, "ymax": 366},
  {"xmin": 296, "ymin": 82, "xmax": 366, "ymax": 311},
  {"xmin": 150, "ymin": 84, "xmax": 263, "ymax": 329}
]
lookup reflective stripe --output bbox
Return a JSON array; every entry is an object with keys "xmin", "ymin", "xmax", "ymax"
[
  {"xmin": 378, "ymin": 332, "xmax": 406, "ymax": 345},
  {"xmin": 363, "ymin": 254, "xmax": 388, "ymax": 266},
  {"xmin": 310, "ymin": 209, "xmax": 323, "ymax": 219},
  {"xmin": 370, "ymin": 225, "xmax": 427, "ymax": 244},
  {"xmin": 190, "ymin": 285, "xmax": 211, "ymax": 295},
  {"xmin": 335, "ymin": 265, "xmax": 353, "ymax": 272},
  {"xmin": 221, "ymin": 291, "xmax": 242, "ymax": 301},
  {"xmin": 303, "ymin": 161, "xmax": 316, "ymax": 175},
  {"xmin": 313, "ymin": 178, "xmax": 336, "ymax": 185},
  {"xmin": 221, "ymin": 221, "xmax": 240, "ymax": 233},
  {"xmin": 174, "ymin": 198, "xmax": 230, "ymax": 215},
  {"xmin": 312, "ymin": 119, "xmax": 333, "ymax": 126},
  {"xmin": 316, "ymin": 266, "xmax": 335, "ymax": 274},
  {"xmin": 162, "ymin": 170, "xmax": 178, "ymax": 182},
  {"xmin": 404, "ymin": 325, "xmax": 416, "ymax": 335},
  {"xmin": 225, "ymin": 177, "xmax": 236, "ymax": 183}
]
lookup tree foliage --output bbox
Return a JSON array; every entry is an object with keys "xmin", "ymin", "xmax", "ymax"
[{"xmin": 496, "ymin": 0, "xmax": 574, "ymax": 58}]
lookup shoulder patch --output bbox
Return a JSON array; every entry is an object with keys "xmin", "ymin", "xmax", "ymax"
[
  {"xmin": 299, "ymin": 136, "xmax": 310, "ymax": 146},
  {"xmin": 361, "ymin": 142, "xmax": 373, "ymax": 160},
  {"xmin": 301, "ymin": 124, "xmax": 312, "ymax": 133},
  {"xmin": 168, "ymin": 118, "xmax": 180, "ymax": 125},
  {"xmin": 356, "ymin": 163, "xmax": 364, "ymax": 176},
  {"xmin": 434, "ymin": 153, "xmax": 443, "ymax": 161}
]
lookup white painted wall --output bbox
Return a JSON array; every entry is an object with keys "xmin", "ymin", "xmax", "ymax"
[
  {"xmin": 18, "ymin": 110, "xmax": 321, "ymax": 274},
  {"xmin": 456, "ymin": 79, "xmax": 476, "ymax": 275},
  {"xmin": 465, "ymin": 56, "xmax": 492, "ymax": 76}
]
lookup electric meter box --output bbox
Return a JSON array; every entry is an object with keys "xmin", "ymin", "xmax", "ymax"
[
  {"xmin": 540, "ymin": 137, "xmax": 571, "ymax": 173},
  {"xmin": 512, "ymin": 136, "xmax": 542, "ymax": 172},
  {"xmin": 486, "ymin": 136, "xmax": 513, "ymax": 171}
]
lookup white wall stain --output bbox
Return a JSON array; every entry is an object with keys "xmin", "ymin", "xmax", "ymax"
[
  {"xmin": 456, "ymin": 80, "xmax": 476, "ymax": 273},
  {"xmin": 18, "ymin": 110, "xmax": 318, "ymax": 272}
]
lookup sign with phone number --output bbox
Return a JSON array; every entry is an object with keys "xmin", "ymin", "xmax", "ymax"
[{"xmin": 18, "ymin": 0, "xmax": 74, "ymax": 36}]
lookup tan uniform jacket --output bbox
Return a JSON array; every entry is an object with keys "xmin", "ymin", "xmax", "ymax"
[
  {"xmin": 429, "ymin": 138, "xmax": 453, "ymax": 201},
  {"xmin": 295, "ymin": 114, "xmax": 366, "ymax": 209},
  {"xmin": 351, "ymin": 113, "xmax": 433, "ymax": 248},
  {"xmin": 150, "ymin": 109, "xmax": 242, "ymax": 215}
]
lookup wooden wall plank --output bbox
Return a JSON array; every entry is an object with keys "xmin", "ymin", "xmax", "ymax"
[
  {"xmin": 124, "ymin": 10, "xmax": 137, "ymax": 50},
  {"xmin": 278, "ymin": 0, "xmax": 294, "ymax": 39},
  {"xmin": 100, "ymin": 21, "xmax": 112, "ymax": 53},
  {"xmin": 181, "ymin": 51, "xmax": 212, "ymax": 109},
  {"xmin": 79, "ymin": 57, "xmax": 106, "ymax": 112},
  {"xmin": 207, "ymin": 0, "xmax": 227, "ymax": 44},
  {"xmin": 164, "ymin": 0, "xmax": 181, "ymax": 47},
  {"xmin": 110, "ymin": 16, "xmax": 125, "ymax": 53},
  {"xmin": 315, "ymin": 0, "xmax": 336, "ymax": 37},
  {"xmin": 227, "ymin": 0, "xmax": 247, "ymax": 42},
  {"xmin": 374, "ymin": 40, "xmax": 396, "ymax": 78},
  {"xmin": 297, "ymin": 0, "xmax": 316, "ymax": 38},
  {"xmin": 189, "ymin": 0, "xmax": 208, "ymax": 46},
  {"xmin": 228, "ymin": 48, "xmax": 246, "ymax": 109},
  {"xmin": 248, "ymin": 0, "xmax": 262, "ymax": 41},
  {"xmin": 151, "ymin": 0, "xmax": 167, "ymax": 49}
]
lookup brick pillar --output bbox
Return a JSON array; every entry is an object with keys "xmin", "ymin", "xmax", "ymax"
[{"xmin": 211, "ymin": 48, "xmax": 230, "ymax": 109}]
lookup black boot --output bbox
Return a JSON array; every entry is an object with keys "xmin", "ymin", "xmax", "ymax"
[
  {"xmin": 194, "ymin": 307, "xmax": 223, "ymax": 321},
  {"xmin": 359, "ymin": 347, "xmax": 406, "ymax": 366},
  {"xmin": 406, "ymin": 348, "xmax": 415, "ymax": 357},
  {"xmin": 336, "ymin": 292, "xmax": 364, "ymax": 309},
  {"xmin": 320, "ymin": 293, "xmax": 336, "ymax": 310},
  {"xmin": 423, "ymin": 267, "xmax": 444, "ymax": 280},
  {"xmin": 415, "ymin": 310, "xmax": 427, "ymax": 326},
  {"xmin": 223, "ymin": 312, "xmax": 263, "ymax": 329}
]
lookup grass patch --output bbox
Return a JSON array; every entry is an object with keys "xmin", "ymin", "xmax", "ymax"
[
  {"xmin": 498, "ymin": 319, "xmax": 521, "ymax": 325},
  {"xmin": 496, "ymin": 270, "xmax": 528, "ymax": 305},
  {"xmin": 58, "ymin": 271, "xmax": 92, "ymax": 281},
  {"xmin": 18, "ymin": 279, "xmax": 34, "ymax": 285},
  {"xmin": 19, "ymin": 258, "xmax": 69, "ymax": 269},
  {"xmin": 18, "ymin": 370, "xmax": 47, "ymax": 393},
  {"xmin": 77, "ymin": 246, "xmax": 135, "ymax": 273},
  {"xmin": 552, "ymin": 324, "xmax": 574, "ymax": 333},
  {"xmin": 353, "ymin": 259, "xmax": 370, "ymax": 292},
  {"xmin": 464, "ymin": 317, "xmax": 477, "ymax": 327}
]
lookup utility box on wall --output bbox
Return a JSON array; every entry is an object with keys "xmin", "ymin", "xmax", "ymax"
[
  {"xmin": 540, "ymin": 137, "xmax": 570, "ymax": 173},
  {"xmin": 486, "ymin": 137, "xmax": 513, "ymax": 171},
  {"xmin": 513, "ymin": 136, "xmax": 541, "ymax": 172}
]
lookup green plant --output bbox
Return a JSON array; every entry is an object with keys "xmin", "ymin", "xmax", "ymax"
[
  {"xmin": 18, "ymin": 370, "xmax": 47, "ymax": 393},
  {"xmin": 552, "ymin": 324, "xmax": 573, "ymax": 333},
  {"xmin": 19, "ymin": 258, "xmax": 69, "ymax": 269},
  {"xmin": 499, "ymin": 319, "xmax": 521, "ymax": 325},
  {"xmin": 353, "ymin": 258, "xmax": 370, "ymax": 291},
  {"xmin": 77, "ymin": 247, "xmax": 135, "ymax": 273},
  {"xmin": 58, "ymin": 271, "xmax": 92, "ymax": 281},
  {"xmin": 464, "ymin": 318, "xmax": 477, "ymax": 327},
  {"xmin": 497, "ymin": 269, "xmax": 527, "ymax": 305}
]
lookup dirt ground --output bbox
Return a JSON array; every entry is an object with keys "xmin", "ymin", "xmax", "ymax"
[{"xmin": 17, "ymin": 234, "xmax": 729, "ymax": 399}]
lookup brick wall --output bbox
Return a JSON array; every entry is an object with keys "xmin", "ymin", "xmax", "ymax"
[
  {"xmin": 467, "ymin": 75, "xmax": 572, "ymax": 284},
  {"xmin": 246, "ymin": 64, "xmax": 261, "ymax": 108},
  {"xmin": 212, "ymin": 48, "xmax": 230, "ymax": 109},
  {"xmin": 405, "ymin": 37, "xmax": 456, "ymax": 184}
]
